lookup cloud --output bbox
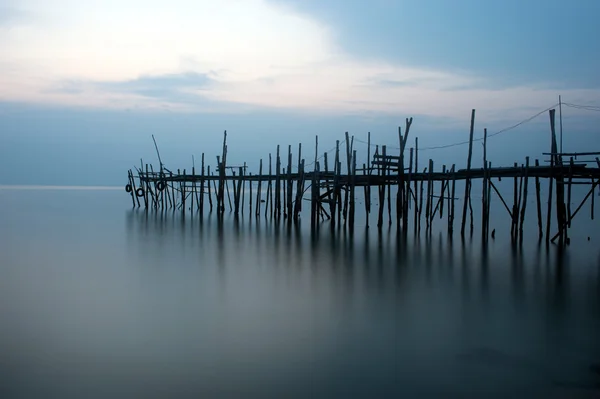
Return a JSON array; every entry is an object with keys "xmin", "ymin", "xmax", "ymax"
[
  {"xmin": 0, "ymin": 6, "xmax": 26, "ymax": 26},
  {"xmin": 0, "ymin": 0, "xmax": 599, "ymax": 123},
  {"xmin": 50, "ymin": 72, "xmax": 215, "ymax": 102}
]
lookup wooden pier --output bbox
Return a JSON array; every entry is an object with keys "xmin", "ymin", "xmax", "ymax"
[{"xmin": 125, "ymin": 109, "xmax": 600, "ymax": 245}]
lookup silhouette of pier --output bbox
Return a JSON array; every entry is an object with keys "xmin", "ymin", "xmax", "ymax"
[{"xmin": 125, "ymin": 109, "xmax": 600, "ymax": 245}]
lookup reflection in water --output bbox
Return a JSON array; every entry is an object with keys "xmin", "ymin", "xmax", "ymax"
[{"xmin": 1, "ymin": 188, "xmax": 599, "ymax": 398}]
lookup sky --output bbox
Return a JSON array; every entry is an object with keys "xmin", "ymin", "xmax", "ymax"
[{"xmin": 1, "ymin": 0, "xmax": 599, "ymax": 185}]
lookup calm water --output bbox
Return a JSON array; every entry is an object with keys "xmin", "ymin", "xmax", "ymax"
[{"xmin": 0, "ymin": 187, "xmax": 599, "ymax": 398}]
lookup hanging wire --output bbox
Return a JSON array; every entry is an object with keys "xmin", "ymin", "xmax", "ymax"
[
  {"xmin": 563, "ymin": 102, "xmax": 600, "ymax": 112},
  {"xmin": 352, "ymin": 103, "xmax": 559, "ymax": 152}
]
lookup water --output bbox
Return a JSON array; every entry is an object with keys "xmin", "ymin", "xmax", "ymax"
[{"xmin": 1, "ymin": 187, "xmax": 599, "ymax": 398}]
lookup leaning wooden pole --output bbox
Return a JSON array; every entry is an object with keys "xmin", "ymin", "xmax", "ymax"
[{"xmin": 461, "ymin": 109, "xmax": 476, "ymax": 237}]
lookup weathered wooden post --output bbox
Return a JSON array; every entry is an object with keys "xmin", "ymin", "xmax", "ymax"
[{"xmin": 461, "ymin": 109, "xmax": 476, "ymax": 237}]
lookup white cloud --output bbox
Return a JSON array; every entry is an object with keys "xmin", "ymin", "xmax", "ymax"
[{"xmin": 1, "ymin": 0, "xmax": 599, "ymax": 121}]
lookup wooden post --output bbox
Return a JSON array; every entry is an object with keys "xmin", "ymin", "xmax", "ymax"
[
  {"xmin": 367, "ymin": 131, "xmax": 372, "ymax": 214},
  {"xmin": 425, "ymin": 159, "xmax": 433, "ymax": 231},
  {"xmin": 567, "ymin": 157, "xmax": 573, "ymax": 228},
  {"xmin": 592, "ymin": 175, "xmax": 595, "ymax": 221},
  {"xmin": 249, "ymin": 172, "xmax": 253, "ymax": 215},
  {"xmin": 286, "ymin": 146, "xmax": 293, "ymax": 222},
  {"xmin": 331, "ymin": 141, "xmax": 340, "ymax": 228},
  {"xmin": 440, "ymin": 165, "xmax": 447, "ymax": 219},
  {"xmin": 337, "ymin": 160, "xmax": 343, "ymax": 224},
  {"xmin": 363, "ymin": 162, "xmax": 369, "ymax": 227},
  {"xmin": 200, "ymin": 153, "xmax": 205, "ymax": 214},
  {"xmin": 311, "ymin": 159, "xmax": 318, "ymax": 230},
  {"xmin": 324, "ymin": 152, "xmax": 333, "ymax": 217},
  {"xmin": 225, "ymin": 177, "xmax": 232, "ymax": 212},
  {"xmin": 546, "ymin": 158, "xmax": 554, "ymax": 243},
  {"xmin": 349, "ymin": 149, "xmax": 356, "ymax": 229},
  {"xmin": 235, "ymin": 167, "xmax": 243, "ymax": 216},
  {"xmin": 387, "ymin": 168, "xmax": 392, "ymax": 226},
  {"xmin": 418, "ymin": 167, "xmax": 425, "ymax": 233},
  {"xmin": 486, "ymin": 162, "xmax": 492, "ymax": 235},
  {"xmin": 511, "ymin": 162, "xmax": 518, "ymax": 238},
  {"xmin": 414, "ymin": 138, "xmax": 419, "ymax": 234},
  {"xmin": 449, "ymin": 164, "xmax": 456, "ymax": 234},
  {"xmin": 180, "ymin": 168, "xmax": 186, "ymax": 213},
  {"xmin": 142, "ymin": 163, "xmax": 149, "ymax": 209},
  {"xmin": 344, "ymin": 132, "xmax": 351, "ymax": 222},
  {"xmin": 190, "ymin": 167, "xmax": 196, "ymax": 212},
  {"xmin": 519, "ymin": 157, "xmax": 530, "ymax": 239},
  {"xmin": 482, "ymin": 128, "xmax": 488, "ymax": 240},
  {"xmin": 256, "ymin": 159, "xmax": 263, "ymax": 217},
  {"xmin": 267, "ymin": 153, "xmax": 273, "ymax": 219},
  {"xmin": 217, "ymin": 131, "xmax": 227, "ymax": 214},
  {"xmin": 127, "ymin": 170, "xmax": 136, "ymax": 207},
  {"xmin": 533, "ymin": 159, "xmax": 542, "ymax": 239},
  {"xmin": 216, "ymin": 157, "xmax": 221, "ymax": 212},
  {"xmin": 461, "ymin": 109, "xmax": 476, "ymax": 237},
  {"xmin": 282, "ymin": 168, "xmax": 286, "ymax": 217},
  {"xmin": 377, "ymin": 145, "xmax": 387, "ymax": 229},
  {"xmin": 404, "ymin": 147, "xmax": 414, "ymax": 232},
  {"xmin": 399, "ymin": 118, "xmax": 413, "ymax": 228},
  {"xmin": 242, "ymin": 162, "xmax": 246, "ymax": 216},
  {"xmin": 551, "ymin": 110, "xmax": 566, "ymax": 243},
  {"xmin": 276, "ymin": 145, "xmax": 281, "ymax": 218},
  {"xmin": 294, "ymin": 159, "xmax": 304, "ymax": 221}
]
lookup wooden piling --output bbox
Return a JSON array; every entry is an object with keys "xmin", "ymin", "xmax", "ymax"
[
  {"xmin": 482, "ymin": 128, "xmax": 488, "ymax": 240},
  {"xmin": 418, "ymin": 167, "xmax": 426, "ymax": 233},
  {"xmin": 377, "ymin": 145, "xmax": 387, "ymax": 229},
  {"xmin": 267, "ymin": 154, "xmax": 273, "ymax": 219},
  {"xmin": 344, "ymin": 132, "xmax": 351, "ymax": 223},
  {"xmin": 367, "ymin": 131, "xmax": 372, "ymax": 214},
  {"xmin": 256, "ymin": 158, "xmax": 263, "ymax": 217},
  {"xmin": 461, "ymin": 109, "xmax": 476, "ymax": 237},
  {"xmin": 276, "ymin": 145, "xmax": 281, "ymax": 218},
  {"xmin": 127, "ymin": 170, "xmax": 136, "ymax": 207},
  {"xmin": 287, "ymin": 145, "xmax": 293, "ymax": 222},
  {"xmin": 534, "ymin": 159, "xmax": 542, "ymax": 239},
  {"xmin": 440, "ymin": 165, "xmax": 446, "ymax": 219},
  {"xmin": 511, "ymin": 162, "xmax": 518, "ymax": 238},
  {"xmin": 331, "ymin": 142, "xmax": 340, "ymax": 228},
  {"xmin": 414, "ymin": 138, "xmax": 419, "ymax": 234},
  {"xmin": 404, "ymin": 147, "xmax": 414, "ymax": 232},
  {"xmin": 249, "ymin": 172, "xmax": 253, "ymax": 215},
  {"xmin": 449, "ymin": 164, "xmax": 456, "ymax": 234},
  {"xmin": 567, "ymin": 157, "xmax": 573, "ymax": 228},
  {"xmin": 349, "ymin": 150, "xmax": 356, "ymax": 229},
  {"xmin": 235, "ymin": 167, "xmax": 243, "ymax": 216},
  {"xmin": 519, "ymin": 157, "xmax": 529, "ymax": 239},
  {"xmin": 241, "ymin": 162, "xmax": 246, "ymax": 216},
  {"xmin": 426, "ymin": 159, "xmax": 433, "ymax": 231},
  {"xmin": 207, "ymin": 169, "xmax": 213, "ymax": 211},
  {"xmin": 200, "ymin": 153, "xmax": 205, "ymax": 214}
]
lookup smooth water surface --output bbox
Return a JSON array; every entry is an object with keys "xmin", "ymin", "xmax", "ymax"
[{"xmin": 0, "ymin": 188, "xmax": 599, "ymax": 398}]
